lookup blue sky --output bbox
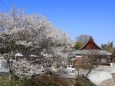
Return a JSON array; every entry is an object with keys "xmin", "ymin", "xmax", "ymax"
[{"xmin": 0, "ymin": 0, "xmax": 115, "ymax": 46}]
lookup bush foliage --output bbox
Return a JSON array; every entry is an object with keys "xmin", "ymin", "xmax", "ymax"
[
  {"xmin": 0, "ymin": 75, "xmax": 96, "ymax": 86},
  {"xmin": 0, "ymin": 75, "xmax": 69, "ymax": 86},
  {"xmin": 75, "ymin": 76, "xmax": 96, "ymax": 86}
]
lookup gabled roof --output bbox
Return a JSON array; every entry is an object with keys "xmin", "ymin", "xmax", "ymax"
[
  {"xmin": 69, "ymin": 36, "xmax": 112, "ymax": 57},
  {"xmin": 80, "ymin": 36, "xmax": 102, "ymax": 50}
]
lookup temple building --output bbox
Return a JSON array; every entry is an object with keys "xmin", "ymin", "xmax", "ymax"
[{"xmin": 69, "ymin": 36, "xmax": 113, "ymax": 66}]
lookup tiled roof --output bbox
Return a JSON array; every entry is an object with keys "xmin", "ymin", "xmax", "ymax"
[{"xmin": 71, "ymin": 49, "xmax": 112, "ymax": 56}]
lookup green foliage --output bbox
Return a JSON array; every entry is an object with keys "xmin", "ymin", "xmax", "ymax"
[
  {"xmin": 101, "ymin": 41, "xmax": 114, "ymax": 53},
  {"xmin": 112, "ymin": 47, "xmax": 115, "ymax": 55},
  {"xmin": 0, "ymin": 75, "xmax": 19, "ymax": 86},
  {"xmin": 0, "ymin": 75, "xmax": 97, "ymax": 86},
  {"xmin": 29, "ymin": 75, "xmax": 68, "ymax": 86},
  {"xmin": 0, "ymin": 75, "xmax": 69, "ymax": 86},
  {"xmin": 74, "ymin": 41, "xmax": 83, "ymax": 50}
]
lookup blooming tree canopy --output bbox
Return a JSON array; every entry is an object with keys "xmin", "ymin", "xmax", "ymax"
[{"xmin": 0, "ymin": 7, "xmax": 73, "ymax": 78}]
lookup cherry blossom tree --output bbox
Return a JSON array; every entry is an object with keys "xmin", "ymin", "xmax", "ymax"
[{"xmin": 0, "ymin": 7, "xmax": 73, "ymax": 78}]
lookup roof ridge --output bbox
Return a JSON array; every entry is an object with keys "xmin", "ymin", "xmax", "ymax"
[{"xmin": 79, "ymin": 36, "xmax": 103, "ymax": 50}]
